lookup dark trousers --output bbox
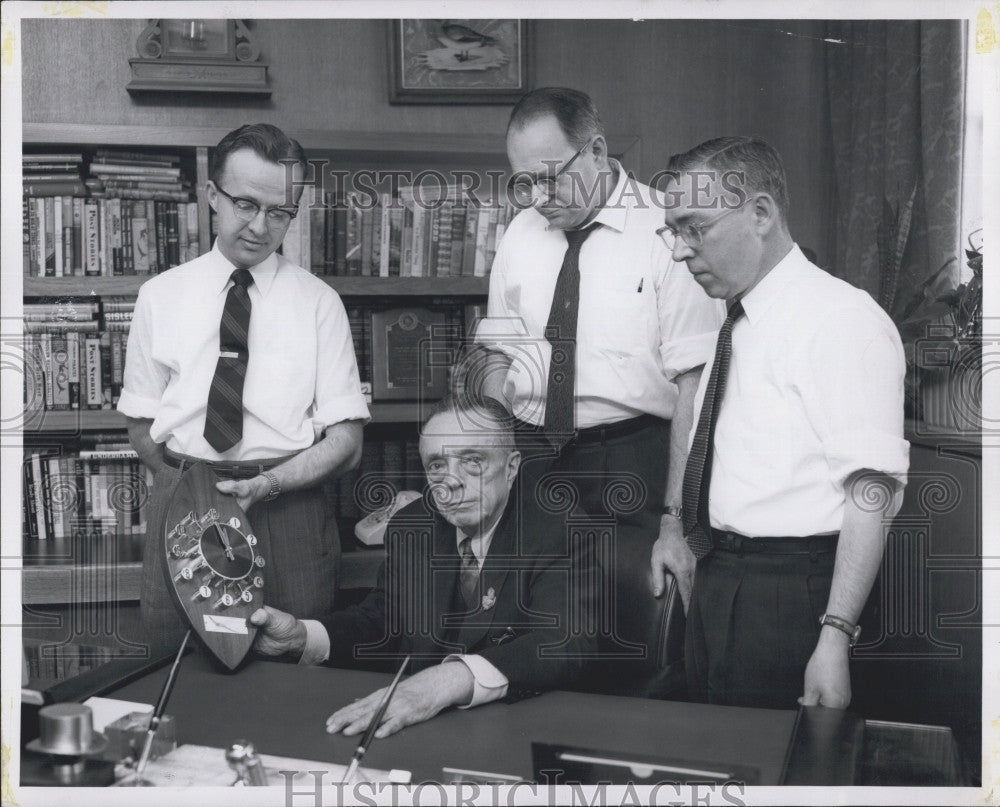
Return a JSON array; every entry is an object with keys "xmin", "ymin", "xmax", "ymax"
[
  {"xmin": 515, "ymin": 416, "xmax": 671, "ymax": 684},
  {"xmin": 513, "ymin": 415, "xmax": 669, "ymax": 538},
  {"xmin": 685, "ymin": 545, "xmax": 835, "ymax": 709},
  {"xmin": 140, "ymin": 463, "xmax": 340, "ymax": 653}
]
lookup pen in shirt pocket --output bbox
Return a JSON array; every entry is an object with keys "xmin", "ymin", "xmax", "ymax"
[{"xmin": 637, "ymin": 278, "xmax": 644, "ymax": 293}]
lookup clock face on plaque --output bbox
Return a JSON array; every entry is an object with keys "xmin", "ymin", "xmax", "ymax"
[{"xmin": 162, "ymin": 462, "xmax": 267, "ymax": 670}]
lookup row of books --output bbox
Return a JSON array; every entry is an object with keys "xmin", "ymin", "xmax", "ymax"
[
  {"xmin": 24, "ymin": 329, "xmax": 128, "ymax": 412},
  {"xmin": 23, "ymin": 149, "xmax": 194, "ymax": 199},
  {"xmin": 22, "ymin": 450, "xmax": 149, "ymax": 542},
  {"xmin": 327, "ymin": 436, "xmax": 425, "ymax": 524},
  {"xmin": 22, "ymin": 195, "xmax": 200, "ymax": 277},
  {"xmin": 281, "ymin": 190, "xmax": 516, "ymax": 278}
]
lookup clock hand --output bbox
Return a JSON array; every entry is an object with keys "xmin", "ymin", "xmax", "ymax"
[{"xmin": 215, "ymin": 524, "xmax": 235, "ymax": 561}]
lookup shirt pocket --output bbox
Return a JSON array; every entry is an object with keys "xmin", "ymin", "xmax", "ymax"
[{"xmin": 579, "ymin": 283, "xmax": 652, "ymax": 357}]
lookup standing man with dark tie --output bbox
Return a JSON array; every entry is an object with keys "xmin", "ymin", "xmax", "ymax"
[
  {"xmin": 473, "ymin": 88, "xmax": 724, "ymax": 615},
  {"xmin": 119, "ymin": 124, "xmax": 369, "ymax": 651},
  {"xmin": 656, "ymin": 136, "xmax": 909, "ymax": 708}
]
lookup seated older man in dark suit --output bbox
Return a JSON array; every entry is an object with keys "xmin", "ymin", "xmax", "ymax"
[{"xmin": 250, "ymin": 394, "xmax": 597, "ymax": 738}]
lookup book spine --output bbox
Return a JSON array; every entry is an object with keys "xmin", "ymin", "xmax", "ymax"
[
  {"xmin": 345, "ymin": 198, "xmax": 362, "ymax": 276},
  {"xmin": 462, "ymin": 207, "xmax": 479, "ymax": 277},
  {"xmin": 450, "ymin": 204, "xmax": 467, "ymax": 277},
  {"xmin": 110, "ymin": 330, "xmax": 124, "ymax": 406},
  {"xmin": 155, "ymin": 201, "xmax": 167, "ymax": 272},
  {"xmin": 50, "ymin": 333, "xmax": 70, "ymax": 410},
  {"xmin": 111, "ymin": 198, "xmax": 123, "ymax": 275},
  {"xmin": 378, "ymin": 195, "xmax": 391, "ymax": 278},
  {"xmin": 84, "ymin": 336, "xmax": 102, "ymax": 408},
  {"xmin": 62, "ymin": 196, "xmax": 74, "ymax": 276},
  {"xmin": 83, "ymin": 199, "xmax": 100, "ymax": 276},
  {"xmin": 360, "ymin": 205, "xmax": 374, "ymax": 276},
  {"xmin": 31, "ymin": 453, "xmax": 49, "ymax": 541},
  {"xmin": 100, "ymin": 332, "xmax": 113, "ymax": 408},
  {"xmin": 48, "ymin": 457, "xmax": 65, "ymax": 540},
  {"xmin": 43, "ymin": 197, "xmax": 55, "ymax": 276},
  {"xmin": 78, "ymin": 449, "xmax": 140, "ymax": 460},
  {"xmin": 388, "ymin": 205, "xmax": 403, "ymax": 277},
  {"xmin": 28, "ymin": 196, "xmax": 40, "ymax": 276},
  {"xmin": 168, "ymin": 203, "xmax": 180, "ymax": 268},
  {"xmin": 186, "ymin": 202, "xmax": 200, "ymax": 260},
  {"xmin": 410, "ymin": 206, "xmax": 426, "ymax": 278},
  {"xmin": 22, "ymin": 181, "xmax": 88, "ymax": 196},
  {"xmin": 99, "ymin": 199, "xmax": 110, "ymax": 275},
  {"xmin": 23, "ymin": 459, "xmax": 39, "ymax": 541},
  {"xmin": 323, "ymin": 193, "xmax": 336, "ymax": 275},
  {"xmin": 66, "ymin": 330, "xmax": 80, "ymax": 410},
  {"xmin": 334, "ymin": 196, "xmax": 348, "ymax": 275},
  {"xmin": 53, "ymin": 195, "xmax": 64, "ymax": 277},
  {"xmin": 400, "ymin": 204, "xmax": 414, "ymax": 278},
  {"xmin": 72, "ymin": 197, "xmax": 84, "ymax": 275}
]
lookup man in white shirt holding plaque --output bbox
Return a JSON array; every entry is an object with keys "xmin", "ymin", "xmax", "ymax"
[{"xmin": 119, "ymin": 123, "xmax": 369, "ymax": 652}]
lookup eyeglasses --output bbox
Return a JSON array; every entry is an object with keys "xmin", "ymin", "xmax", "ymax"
[
  {"xmin": 507, "ymin": 139, "xmax": 594, "ymax": 207},
  {"xmin": 657, "ymin": 198, "xmax": 750, "ymax": 250},
  {"xmin": 425, "ymin": 454, "xmax": 486, "ymax": 481},
  {"xmin": 214, "ymin": 184, "xmax": 298, "ymax": 227}
]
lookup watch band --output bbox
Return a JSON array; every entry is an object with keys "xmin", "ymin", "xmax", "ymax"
[
  {"xmin": 819, "ymin": 613, "xmax": 861, "ymax": 647},
  {"xmin": 661, "ymin": 505, "xmax": 684, "ymax": 520},
  {"xmin": 261, "ymin": 471, "xmax": 281, "ymax": 503}
]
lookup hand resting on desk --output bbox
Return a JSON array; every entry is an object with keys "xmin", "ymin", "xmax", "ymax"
[{"xmin": 326, "ymin": 662, "xmax": 474, "ymax": 739}]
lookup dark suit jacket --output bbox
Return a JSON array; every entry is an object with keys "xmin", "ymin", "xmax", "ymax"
[{"xmin": 318, "ymin": 491, "xmax": 597, "ymax": 702}]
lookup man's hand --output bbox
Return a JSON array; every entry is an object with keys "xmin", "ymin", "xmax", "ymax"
[
  {"xmin": 216, "ymin": 476, "xmax": 269, "ymax": 512},
  {"xmin": 650, "ymin": 515, "xmax": 695, "ymax": 612},
  {"xmin": 249, "ymin": 606, "xmax": 307, "ymax": 658},
  {"xmin": 798, "ymin": 629, "xmax": 851, "ymax": 709},
  {"xmin": 326, "ymin": 662, "xmax": 475, "ymax": 740}
]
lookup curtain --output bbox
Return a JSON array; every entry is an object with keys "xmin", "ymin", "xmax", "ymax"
[{"xmin": 824, "ymin": 20, "xmax": 965, "ymax": 317}]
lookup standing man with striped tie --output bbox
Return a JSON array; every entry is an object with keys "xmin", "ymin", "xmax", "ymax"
[
  {"xmin": 654, "ymin": 137, "xmax": 909, "ymax": 709},
  {"xmin": 120, "ymin": 124, "xmax": 369, "ymax": 651},
  {"xmin": 473, "ymin": 89, "xmax": 724, "ymax": 658}
]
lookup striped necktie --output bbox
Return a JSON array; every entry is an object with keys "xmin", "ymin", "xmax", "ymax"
[
  {"xmin": 204, "ymin": 268, "xmax": 254, "ymax": 453},
  {"xmin": 543, "ymin": 223, "xmax": 599, "ymax": 448},
  {"xmin": 458, "ymin": 536, "xmax": 480, "ymax": 609},
  {"xmin": 681, "ymin": 299, "xmax": 745, "ymax": 558}
]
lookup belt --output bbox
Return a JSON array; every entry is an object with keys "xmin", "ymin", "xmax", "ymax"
[
  {"xmin": 163, "ymin": 448, "xmax": 292, "ymax": 480},
  {"xmin": 514, "ymin": 413, "xmax": 662, "ymax": 446},
  {"xmin": 710, "ymin": 529, "xmax": 839, "ymax": 556}
]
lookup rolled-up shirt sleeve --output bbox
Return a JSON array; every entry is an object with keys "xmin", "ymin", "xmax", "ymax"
[
  {"xmin": 443, "ymin": 654, "xmax": 509, "ymax": 708},
  {"xmin": 117, "ymin": 284, "xmax": 169, "ymax": 419},
  {"xmin": 800, "ymin": 305, "xmax": 910, "ymax": 490},
  {"xmin": 310, "ymin": 290, "xmax": 370, "ymax": 435},
  {"xmin": 656, "ymin": 257, "xmax": 726, "ymax": 379}
]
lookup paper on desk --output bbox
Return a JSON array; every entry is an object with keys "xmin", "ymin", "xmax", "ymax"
[
  {"xmin": 84, "ymin": 696, "xmax": 153, "ymax": 732},
  {"xmin": 123, "ymin": 744, "xmax": 411, "ymax": 787}
]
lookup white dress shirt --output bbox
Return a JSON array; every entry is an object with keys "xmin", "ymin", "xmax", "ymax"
[
  {"xmin": 118, "ymin": 242, "xmax": 370, "ymax": 459},
  {"xmin": 299, "ymin": 515, "xmax": 509, "ymax": 708},
  {"xmin": 476, "ymin": 162, "xmax": 725, "ymax": 427},
  {"xmin": 695, "ymin": 244, "xmax": 910, "ymax": 537}
]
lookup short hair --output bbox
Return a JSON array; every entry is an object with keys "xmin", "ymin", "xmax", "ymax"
[
  {"xmin": 667, "ymin": 136, "xmax": 789, "ymax": 220},
  {"xmin": 210, "ymin": 123, "xmax": 307, "ymax": 187},
  {"xmin": 422, "ymin": 393, "xmax": 515, "ymax": 452},
  {"xmin": 507, "ymin": 87, "xmax": 605, "ymax": 149}
]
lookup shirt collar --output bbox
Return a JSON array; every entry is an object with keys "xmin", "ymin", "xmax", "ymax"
[
  {"xmin": 738, "ymin": 243, "xmax": 804, "ymax": 326},
  {"xmin": 211, "ymin": 240, "xmax": 280, "ymax": 298},
  {"xmin": 455, "ymin": 501, "xmax": 507, "ymax": 564}
]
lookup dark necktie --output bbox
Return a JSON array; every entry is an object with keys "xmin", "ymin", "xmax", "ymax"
[
  {"xmin": 458, "ymin": 536, "xmax": 480, "ymax": 609},
  {"xmin": 681, "ymin": 300, "xmax": 745, "ymax": 558},
  {"xmin": 204, "ymin": 268, "xmax": 254, "ymax": 453},
  {"xmin": 543, "ymin": 224, "xmax": 599, "ymax": 448}
]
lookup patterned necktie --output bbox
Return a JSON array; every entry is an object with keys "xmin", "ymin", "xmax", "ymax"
[
  {"xmin": 204, "ymin": 268, "xmax": 254, "ymax": 453},
  {"xmin": 543, "ymin": 223, "xmax": 599, "ymax": 448},
  {"xmin": 681, "ymin": 300, "xmax": 745, "ymax": 558},
  {"xmin": 458, "ymin": 536, "xmax": 480, "ymax": 609}
]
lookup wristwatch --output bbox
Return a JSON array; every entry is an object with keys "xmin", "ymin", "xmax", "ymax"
[
  {"xmin": 661, "ymin": 505, "xmax": 684, "ymax": 520},
  {"xmin": 819, "ymin": 613, "xmax": 861, "ymax": 647},
  {"xmin": 260, "ymin": 471, "xmax": 281, "ymax": 503}
]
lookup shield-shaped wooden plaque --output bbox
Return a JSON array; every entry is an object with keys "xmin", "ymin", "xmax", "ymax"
[{"xmin": 162, "ymin": 462, "xmax": 267, "ymax": 670}]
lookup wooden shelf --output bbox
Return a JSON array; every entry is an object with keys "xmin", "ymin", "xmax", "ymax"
[
  {"xmin": 24, "ymin": 402, "xmax": 436, "ymax": 432},
  {"xmin": 22, "ymin": 274, "xmax": 489, "ymax": 298},
  {"xmin": 20, "ymin": 536, "xmax": 384, "ymax": 605}
]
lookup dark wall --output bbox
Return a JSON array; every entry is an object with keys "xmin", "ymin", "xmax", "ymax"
[{"xmin": 21, "ymin": 17, "xmax": 834, "ymax": 264}]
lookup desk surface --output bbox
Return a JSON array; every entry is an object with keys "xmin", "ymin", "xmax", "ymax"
[{"xmin": 109, "ymin": 649, "xmax": 799, "ymax": 785}]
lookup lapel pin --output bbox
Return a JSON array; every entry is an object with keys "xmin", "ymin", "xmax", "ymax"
[{"xmin": 481, "ymin": 587, "xmax": 496, "ymax": 611}]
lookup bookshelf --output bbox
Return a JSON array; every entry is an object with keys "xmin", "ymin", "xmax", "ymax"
[{"xmin": 20, "ymin": 121, "xmax": 516, "ymax": 607}]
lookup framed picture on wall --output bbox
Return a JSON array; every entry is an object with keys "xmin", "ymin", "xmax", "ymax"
[{"xmin": 388, "ymin": 19, "xmax": 531, "ymax": 104}]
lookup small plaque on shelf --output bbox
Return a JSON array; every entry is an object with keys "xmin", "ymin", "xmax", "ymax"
[{"xmin": 370, "ymin": 307, "xmax": 450, "ymax": 401}]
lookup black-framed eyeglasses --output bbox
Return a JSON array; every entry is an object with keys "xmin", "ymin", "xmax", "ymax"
[
  {"xmin": 506, "ymin": 138, "xmax": 594, "ymax": 207},
  {"xmin": 213, "ymin": 184, "xmax": 298, "ymax": 227},
  {"xmin": 657, "ymin": 197, "xmax": 750, "ymax": 250}
]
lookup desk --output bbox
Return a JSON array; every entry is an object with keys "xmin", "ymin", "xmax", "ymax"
[
  {"xmin": 22, "ymin": 648, "xmax": 963, "ymax": 787},
  {"xmin": 53, "ymin": 649, "xmax": 813, "ymax": 785}
]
